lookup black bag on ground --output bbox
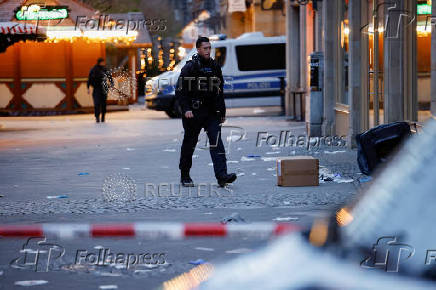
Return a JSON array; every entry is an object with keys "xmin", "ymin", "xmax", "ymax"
[{"xmin": 356, "ymin": 121, "xmax": 411, "ymax": 175}]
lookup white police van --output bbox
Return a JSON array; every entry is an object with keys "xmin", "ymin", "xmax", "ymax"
[{"xmin": 145, "ymin": 32, "xmax": 286, "ymax": 118}]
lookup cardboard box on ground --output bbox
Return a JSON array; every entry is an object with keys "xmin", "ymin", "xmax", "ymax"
[{"xmin": 277, "ymin": 156, "xmax": 319, "ymax": 186}]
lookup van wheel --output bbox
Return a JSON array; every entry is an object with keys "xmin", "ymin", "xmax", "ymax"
[{"xmin": 165, "ymin": 99, "xmax": 182, "ymax": 118}]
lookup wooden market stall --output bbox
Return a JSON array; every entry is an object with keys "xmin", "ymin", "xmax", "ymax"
[{"xmin": 0, "ymin": 0, "xmax": 151, "ymax": 114}]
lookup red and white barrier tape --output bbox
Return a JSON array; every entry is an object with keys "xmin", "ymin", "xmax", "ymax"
[{"xmin": 0, "ymin": 222, "xmax": 299, "ymax": 239}]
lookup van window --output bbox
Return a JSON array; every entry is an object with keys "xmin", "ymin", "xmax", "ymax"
[
  {"xmin": 235, "ymin": 43, "xmax": 285, "ymax": 71},
  {"xmin": 215, "ymin": 47, "xmax": 226, "ymax": 67}
]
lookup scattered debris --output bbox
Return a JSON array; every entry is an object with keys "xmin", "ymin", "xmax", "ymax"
[
  {"xmin": 189, "ymin": 259, "xmax": 206, "ymax": 265},
  {"xmin": 251, "ymin": 173, "xmax": 257, "ymax": 175},
  {"xmin": 324, "ymin": 150, "xmax": 346, "ymax": 154},
  {"xmin": 225, "ymin": 248, "xmax": 253, "ymax": 254},
  {"xmin": 246, "ymin": 155, "xmax": 261, "ymax": 158},
  {"xmin": 99, "ymin": 285, "xmax": 118, "ymax": 290},
  {"xmin": 241, "ymin": 156, "xmax": 255, "ymax": 162},
  {"xmin": 94, "ymin": 245, "xmax": 104, "ymax": 249},
  {"xmin": 134, "ymin": 270, "xmax": 151, "ymax": 275},
  {"xmin": 253, "ymin": 109, "xmax": 265, "ymax": 114},
  {"xmin": 193, "ymin": 155, "xmax": 199, "ymax": 158},
  {"xmin": 46, "ymin": 195, "xmax": 68, "ymax": 199},
  {"xmin": 359, "ymin": 176, "xmax": 372, "ymax": 183},
  {"xmin": 163, "ymin": 149, "xmax": 176, "ymax": 152},
  {"xmin": 335, "ymin": 177, "xmax": 354, "ymax": 183},
  {"xmin": 266, "ymin": 151, "xmax": 280, "ymax": 155},
  {"xmin": 14, "ymin": 280, "xmax": 48, "ymax": 287},
  {"xmin": 78, "ymin": 172, "xmax": 89, "ymax": 176},
  {"xmin": 126, "ymin": 148, "xmax": 135, "ymax": 151},
  {"xmin": 97, "ymin": 272, "xmax": 121, "ymax": 277},
  {"xmin": 319, "ymin": 168, "xmax": 353, "ymax": 183},
  {"xmin": 203, "ymin": 212, "xmax": 213, "ymax": 215},
  {"xmin": 227, "ymin": 160, "xmax": 239, "ymax": 164},
  {"xmin": 0, "ymin": 194, "xmax": 4, "ymax": 198},
  {"xmin": 261, "ymin": 157, "xmax": 278, "ymax": 162},
  {"xmin": 195, "ymin": 247, "xmax": 215, "ymax": 252},
  {"xmin": 227, "ymin": 135, "xmax": 241, "ymax": 142},
  {"xmin": 236, "ymin": 172, "xmax": 245, "ymax": 177},
  {"xmin": 221, "ymin": 212, "xmax": 247, "ymax": 224},
  {"xmin": 273, "ymin": 217, "xmax": 299, "ymax": 222},
  {"xmin": 122, "ymin": 167, "xmax": 130, "ymax": 170},
  {"xmin": 208, "ymin": 163, "xmax": 213, "ymax": 166},
  {"xmin": 267, "ymin": 167, "xmax": 275, "ymax": 171},
  {"xmin": 237, "ymin": 147, "xmax": 243, "ymax": 151}
]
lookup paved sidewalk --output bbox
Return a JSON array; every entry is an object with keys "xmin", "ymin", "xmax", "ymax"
[{"xmin": 0, "ymin": 109, "xmax": 361, "ymax": 220}]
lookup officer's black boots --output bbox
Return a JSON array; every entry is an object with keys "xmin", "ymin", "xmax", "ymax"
[
  {"xmin": 96, "ymin": 116, "xmax": 100, "ymax": 123},
  {"xmin": 217, "ymin": 173, "xmax": 237, "ymax": 187},
  {"xmin": 180, "ymin": 172, "xmax": 194, "ymax": 187},
  {"xmin": 101, "ymin": 115, "xmax": 105, "ymax": 123}
]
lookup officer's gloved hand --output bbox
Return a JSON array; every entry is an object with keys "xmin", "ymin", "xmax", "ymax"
[{"xmin": 185, "ymin": 111, "xmax": 194, "ymax": 118}]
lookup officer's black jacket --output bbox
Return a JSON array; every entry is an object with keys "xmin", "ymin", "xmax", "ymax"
[{"xmin": 175, "ymin": 53, "xmax": 226, "ymax": 117}]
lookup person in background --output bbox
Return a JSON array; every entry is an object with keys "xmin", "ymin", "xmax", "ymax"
[{"xmin": 87, "ymin": 58, "xmax": 114, "ymax": 123}]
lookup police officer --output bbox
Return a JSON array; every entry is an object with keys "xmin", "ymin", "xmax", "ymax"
[
  {"xmin": 177, "ymin": 36, "xmax": 237, "ymax": 187},
  {"xmin": 87, "ymin": 58, "xmax": 114, "ymax": 123}
]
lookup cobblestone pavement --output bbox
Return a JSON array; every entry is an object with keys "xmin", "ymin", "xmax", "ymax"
[
  {"xmin": 0, "ymin": 109, "xmax": 366, "ymax": 290},
  {"xmin": 0, "ymin": 110, "xmax": 361, "ymax": 218}
]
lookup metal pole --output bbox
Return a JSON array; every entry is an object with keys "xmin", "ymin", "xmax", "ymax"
[{"xmin": 373, "ymin": 0, "xmax": 379, "ymax": 126}]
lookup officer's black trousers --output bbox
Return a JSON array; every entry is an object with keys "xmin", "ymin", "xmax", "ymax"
[
  {"xmin": 179, "ymin": 111, "xmax": 227, "ymax": 179},
  {"xmin": 92, "ymin": 89, "xmax": 107, "ymax": 120}
]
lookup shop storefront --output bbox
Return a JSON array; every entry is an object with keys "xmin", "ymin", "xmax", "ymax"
[{"xmin": 0, "ymin": 0, "xmax": 151, "ymax": 114}]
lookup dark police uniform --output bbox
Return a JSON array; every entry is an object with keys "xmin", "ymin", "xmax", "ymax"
[
  {"xmin": 176, "ymin": 53, "xmax": 228, "ymax": 180},
  {"xmin": 87, "ymin": 65, "xmax": 114, "ymax": 122}
]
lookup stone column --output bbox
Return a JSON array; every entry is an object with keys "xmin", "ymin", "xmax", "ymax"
[
  {"xmin": 285, "ymin": 0, "xmax": 300, "ymax": 118},
  {"xmin": 322, "ymin": 0, "xmax": 338, "ymax": 135},
  {"xmin": 383, "ymin": 0, "xmax": 417, "ymax": 122},
  {"xmin": 348, "ymin": 0, "xmax": 370, "ymax": 148},
  {"xmin": 299, "ymin": 4, "xmax": 307, "ymax": 121},
  {"xmin": 431, "ymin": 0, "xmax": 436, "ymax": 117}
]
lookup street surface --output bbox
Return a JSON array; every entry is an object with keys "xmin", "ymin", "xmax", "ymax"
[{"xmin": 0, "ymin": 107, "xmax": 361, "ymax": 289}]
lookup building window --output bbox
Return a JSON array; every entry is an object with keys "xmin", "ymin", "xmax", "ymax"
[
  {"xmin": 235, "ymin": 43, "xmax": 285, "ymax": 71},
  {"xmin": 215, "ymin": 47, "xmax": 226, "ymax": 67}
]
